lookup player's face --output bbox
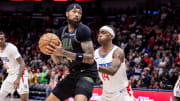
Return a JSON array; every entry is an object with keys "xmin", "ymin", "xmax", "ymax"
[
  {"xmin": 98, "ymin": 30, "xmax": 113, "ymax": 44},
  {"xmin": 66, "ymin": 8, "xmax": 82, "ymax": 27},
  {"xmin": 0, "ymin": 34, "xmax": 5, "ymax": 47}
]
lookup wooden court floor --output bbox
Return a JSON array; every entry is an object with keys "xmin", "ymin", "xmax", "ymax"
[{"xmin": 4, "ymin": 98, "xmax": 42, "ymax": 101}]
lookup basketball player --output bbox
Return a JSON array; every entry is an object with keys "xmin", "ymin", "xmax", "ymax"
[
  {"xmin": 45, "ymin": 3, "xmax": 98, "ymax": 101},
  {"xmin": 0, "ymin": 31, "xmax": 29, "ymax": 101},
  {"xmin": 173, "ymin": 34, "xmax": 180, "ymax": 101},
  {"xmin": 94, "ymin": 25, "xmax": 134, "ymax": 101}
]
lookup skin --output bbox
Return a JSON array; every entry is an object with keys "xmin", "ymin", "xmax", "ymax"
[
  {"xmin": 45, "ymin": 8, "xmax": 94, "ymax": 101},
  {"xmin": 97, "ymin": 29, "xmax": 125, "ymax": 76},
  {"xmin": 0, "ymin": 34, "xmax": 28, "ymax": 101},
  {"xmin": 173, "ymin": 34, "xmax": 180, "ymax": 101}
]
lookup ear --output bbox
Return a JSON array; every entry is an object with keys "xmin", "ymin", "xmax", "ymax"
[
  {"xmin": 109, "ymin": 34, "xmax": 114, "ymax": 40},
  {"xmin": 66, "ymin": 12, "xmax": 68, "ymax": 17}
]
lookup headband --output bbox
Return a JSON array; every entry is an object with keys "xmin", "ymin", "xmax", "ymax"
[
  {"xmin": 100, "ymin": 26, "xmax": 115, "ymax": 38},
  {"xmin": 66, "ymin": 4, "xmax": 82, "ymax": 12}
]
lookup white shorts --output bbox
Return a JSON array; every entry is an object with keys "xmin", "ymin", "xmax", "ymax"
[
  {"xmin": 174, "ymin": 78, "xmax": 180, "ymax": 97},
  {"xmin": 100, "ymin": 88, "xmax": 134, "ymax": 101},
  {"xmin": 0, "ymin": 69, "xmax": 29, "ymax": 95}
]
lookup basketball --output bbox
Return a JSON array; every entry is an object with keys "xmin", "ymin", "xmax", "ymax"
[{"xmin": 38, "ymin": 33, "xmax": 61, "ymax": 55}]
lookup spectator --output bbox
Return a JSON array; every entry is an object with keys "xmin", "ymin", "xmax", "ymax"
[
  {"xmin": 46, "ymin": 71, "xmax": 57, "ymax": 97},
  {"xmin": 141, "ymin": 67, "xmax": 151, "ymax": 88},
  {"xmin": 39, "ymin": 66, "xmax": 48, "ymax": 84}
]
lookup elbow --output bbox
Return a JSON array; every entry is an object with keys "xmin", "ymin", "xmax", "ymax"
[
  {"xmin": 88, "ymin": 58, "xmax": 95, "ymax": 64},
  {"xmin": 110, "ymin": 71, "xmax": 116, "ymax": 76},
  {"xmin": 88, "ymin": 55, "xmax": 95, "ymax": 64},
  {"xmin": 82, "ymin": 55, "xmax": 94, "ymax": 64},
  {"xmin": 84, "ymin": 59, "xmax": 94, "ymax": 64}
]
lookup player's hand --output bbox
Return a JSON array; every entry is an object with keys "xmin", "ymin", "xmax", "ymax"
[
  {"xmin": 46, "ymin": 41, "xmax": 64, "ymax": 56},
  {"xmin": 14, "ymin": 78, "xmax": 20, "ymax": 90}
]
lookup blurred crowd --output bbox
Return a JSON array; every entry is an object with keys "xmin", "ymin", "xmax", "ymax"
[{"xmin": 0, "ymin": 5, "xmax": 180, "ymax": 95}]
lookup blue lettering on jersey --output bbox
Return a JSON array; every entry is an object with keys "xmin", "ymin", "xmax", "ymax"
[
  {"xmin": 99, "ymin": 62, "xmax": 112, "ymax": 67},
  {"xmin": 1, "ymin": 57, "xmax": 9, "ymax": 62}
]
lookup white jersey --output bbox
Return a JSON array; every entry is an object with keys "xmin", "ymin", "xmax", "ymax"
[
  {"xmin": 94, "ymin": 45, "xmax": 129, "ymax": 93},
  {"xmin": 174, "ymin": 76, "xmax": 180, "ymax": 97},
  {"xmin": 0, "ymin": 42, "xmax": 21, "ymax": 74}
]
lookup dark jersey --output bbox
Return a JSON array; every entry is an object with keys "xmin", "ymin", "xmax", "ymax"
[{"xmin": 56, "ymin": 23, "xmax": 97, "ymax": 73}]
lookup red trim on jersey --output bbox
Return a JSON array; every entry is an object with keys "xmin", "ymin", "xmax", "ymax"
[
  {"xmin": 176, "ymin": 79, "xmax": 180, "ymax": 88},
  {"xmin": 126, "ymin": 82, "xmax": 131, "ymax": 96}
]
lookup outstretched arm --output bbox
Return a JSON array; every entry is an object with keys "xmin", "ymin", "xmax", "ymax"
[{"xmin": 98, "ymin": 48, "xmax": 124, "ymax": 76}]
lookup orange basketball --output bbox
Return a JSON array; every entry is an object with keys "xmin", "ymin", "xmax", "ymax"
[{"xmin": 38, "ymin": 33, "xmax": 61, "ymax": 55}]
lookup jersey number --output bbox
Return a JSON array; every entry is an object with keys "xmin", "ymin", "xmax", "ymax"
[{"xmin": 102, "ymin": 73, "xmax": 110, "ymax": 81}]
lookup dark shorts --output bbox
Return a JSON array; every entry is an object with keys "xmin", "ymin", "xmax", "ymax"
[{"xmin": 52, "ymin": 73, "xmax": 95, "ymax": 101}]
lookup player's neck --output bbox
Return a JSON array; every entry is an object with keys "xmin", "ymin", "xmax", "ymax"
[
  {"xmin": 68, "ymin": 24, "xmax": 76, "ymax": 32},
  {"xmin": 0, "ymin": 43, "xmax": 6, "ymax": 51},
  {"xmin": 101, "ymin": 42, "xmax": 113, "ymax": 51}
]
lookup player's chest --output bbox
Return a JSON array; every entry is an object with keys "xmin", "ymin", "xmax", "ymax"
[{"xmin": 0, "ymin": 52, "xmax": 11, "ymax": 62}]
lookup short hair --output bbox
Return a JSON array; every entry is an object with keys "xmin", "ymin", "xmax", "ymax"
[
  {"xmin": 66, "ymin": 3, "xmax": 82, "ymax": 12},
  {"xmin": 0, "ymin": 31, "xmax": 5, "ymax": 35}
]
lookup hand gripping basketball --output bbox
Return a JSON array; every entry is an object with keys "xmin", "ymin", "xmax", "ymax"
[{"xmin": 38, "ymin": 33, "xmax": 62, "ymax": 55}]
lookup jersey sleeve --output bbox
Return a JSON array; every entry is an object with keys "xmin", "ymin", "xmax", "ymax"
[
  {"xmin": 77, "ymin": 25, "xmax": 92, "ymax": 42},
  {"xmin": 9, "ymin": 43, "xmax": 21, "ymax": 59}
]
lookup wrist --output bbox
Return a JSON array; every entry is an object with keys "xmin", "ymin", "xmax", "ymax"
[
  {"xmin": 76, "ymin": 53, "xmax": 84, "ymax": 62},
  {"xmin": 61, "ymin": 49, "xmax": 65, "ymax": 56}
]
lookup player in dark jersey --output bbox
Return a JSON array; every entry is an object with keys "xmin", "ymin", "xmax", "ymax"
[{"xmin": 45, "ymin": 3, "xmax": 98, "ymax": 101}]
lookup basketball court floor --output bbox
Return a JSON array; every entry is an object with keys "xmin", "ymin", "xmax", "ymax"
[{"xmin": 4, "ymin": 98, "xmax": 42, "ymax": 101}]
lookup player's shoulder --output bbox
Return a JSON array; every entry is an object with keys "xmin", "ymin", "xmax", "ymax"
[
  {"xmin": 56, "ymin": 26, "xmax": 66, "ymax": 34},
  {"xmin": 94, "ymin": 47, "xmax": 100, "ymax": 54},
  {"xmin": 78, "ymin": 23, "xmax": 91, "ymax": 31},
  {"xmin": 6, "ymin": 42, "xmax": 17, "ymax": 49},
  {"xmin": 113, "ymin": 45, "xmax": 124, "ymax": 54}
]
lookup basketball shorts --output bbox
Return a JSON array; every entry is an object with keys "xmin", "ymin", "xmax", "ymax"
[
  {"xmin": 52, "ymin": 73, "xmax": 95, "ymax": 100},
  {"xmin": 0, "ymin": 69, "xmax": 29, "ymax": 95},
  {"xmin": 174, "ymin": 78, "xmax": 180, "ymax": 97},
  {"xmin": 100, "ymin": 85, "xmax": 134, "ymax": 101}
]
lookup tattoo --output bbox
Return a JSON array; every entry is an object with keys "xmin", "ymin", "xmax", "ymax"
[
  {"xmin": 81, "ymin": 41, "xmax": 94, "ymax": 64},
  {"xmin": 61, "ymin": 41, "xmax": 94, "ymax": 64},
  {"xmin": 16, "ymin": 57, "xmax": 25, "ymax": 79},
  {"xmin": 63, "ymin": 50, "xmax": 76, "ymax": 60},
  {"xmin": 99, "ymin": 48, "xmax": 124, "ymax": 75}
]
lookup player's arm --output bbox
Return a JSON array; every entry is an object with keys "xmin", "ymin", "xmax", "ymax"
[
  {"xmin": 51, "ymin": 55, "xmax": 64, "ymax": 65},
  {"xmin": 98, "ymin": 48, "xmax": 124, "ymax": 76},
  {"xmin": 46, "ymin": 26, "xmax": 94, "ymax": 64},
  {"xmin": 61, "ymin": 40, "xmax": 94, "ymax": 64},
  {"xmin": 16, "ymin": 56, "xmax": 25, "ymax": 79},
  {"xmin": 48, "ymin": 40, "xmax": 94, "ymax": 64}
]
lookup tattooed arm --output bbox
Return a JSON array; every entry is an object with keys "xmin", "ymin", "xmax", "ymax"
[
  {"xmin": 46, "ymin": 40, "xmax": 94, "ymax": 64},
  {"xmin": 61, "ymin": 41, "xmax": 94, "ymax": 64},
  {"xmin": 99, "ymin": 48, "xmax": 124, "ymax": 76}
]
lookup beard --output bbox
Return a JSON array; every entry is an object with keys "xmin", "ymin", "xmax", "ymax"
[{"xmin": 67, "ymin": 17, "xmax": 80, "ymax": 27}]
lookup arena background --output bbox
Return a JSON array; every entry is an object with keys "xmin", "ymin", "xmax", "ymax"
[{"xmin": 0, "ymin": 0, "xmax": 180, "ymax": 101}]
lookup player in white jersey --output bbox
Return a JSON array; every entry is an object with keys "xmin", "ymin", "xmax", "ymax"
[
  {"xmin": 173, "ymin": 34, "xmax": 180, "ymax": 101},
  {"xmin": 0, "ymin": 31, "xmax": 29, "ymax": 101},
  {"xmin": 94, "ymin": 26, "xmax": 134, "ymax": 101}
]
